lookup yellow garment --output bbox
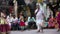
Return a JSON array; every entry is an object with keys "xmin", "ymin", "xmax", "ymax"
[
  {"xmin": 0, "ymin": 18, "xmax": 5, "ymax": 24},
  {"xmin": 56, "ymin": 12, "xmax": 59, "ymax": 17},
  {"xmin": 37, "ymin": 0, "xmax": 43, "ymax": 3}
]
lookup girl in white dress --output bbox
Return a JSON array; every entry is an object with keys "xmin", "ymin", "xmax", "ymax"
[{"xmin": 35, "ymin": 3, "xmax": 45, "ymax": 32}]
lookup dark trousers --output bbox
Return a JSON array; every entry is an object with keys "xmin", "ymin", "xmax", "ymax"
[
  {"xmin": 28, "ymin": 21, "xmax": 37, "ymax": 29},
  {"xmin": 11, "ymin": 23, "xmax": 19, "ymax": 30}
]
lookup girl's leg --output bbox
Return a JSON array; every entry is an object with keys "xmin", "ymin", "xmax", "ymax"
[
  {"xmin": 40, "ymin": 22, "xmax": 44, "ymax": 32},
  {"xmin": 36, "ymin": 23, "xmax": 40, "ymax": 32},
  {"xmin": 20, "ymin": 26, "xmax": 25, "ymax": 31},
  {"xmin": 55, "ymin": 23, "xmax": 59, "ymax": 31},
  {"xmin": 57, "ymin": 21, "xmax": 60, "ymax": 32},
  {"xmin": 58, "ymin": 23, "xmax": 60, "ymax": 31},
  {"xmin": 20, "ymin": 26, "xmax": 22, "ymax": 31},
  {"xmin": 40, "ymin": 26, "xmax": 43, "ymax": 32}
]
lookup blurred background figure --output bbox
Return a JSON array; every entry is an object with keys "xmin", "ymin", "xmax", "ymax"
[
  {"xmin": 56, "ymin": 8, "xmax": 60, "ymax": 32},
  {"xmin": 0, "ymin": 12, "xmax": 10, "ymax": 34},
  {"xmin": 48, "ymin": 16, "xmax": 55, "ymax": 28},
  {"xmin": 27, "ymin": 16, "xmax": 36, "ymax": 29},
  {"xmin": 11, "ymin": 15, "xmax": 18, "ymax": 30},
  {"xmin": 19, "ymin": 12, "xmax": 25, "ymax": 31},
  {"xmin": 0, "ymin": 12, "xmax": 6, "ymax": 34}
]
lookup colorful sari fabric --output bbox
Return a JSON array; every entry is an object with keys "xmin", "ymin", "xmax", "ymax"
[
  {"xmin": 48, "ymin": 17, "xmax": 55, "ymax": 27},
  {"xmin": 56, "ymin": 12, "xmax": 60, "ymax": 28}
]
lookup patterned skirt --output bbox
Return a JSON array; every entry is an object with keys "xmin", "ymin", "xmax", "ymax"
[{"xmin": 0, "ymin": 24, "xmax": 10, "ymax": 32}]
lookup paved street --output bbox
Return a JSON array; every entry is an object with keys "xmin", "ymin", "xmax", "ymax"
[{"xmin": 10, "ymin": 29, "xmax": 60, "ymax": 34}]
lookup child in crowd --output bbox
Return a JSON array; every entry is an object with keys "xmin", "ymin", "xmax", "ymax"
[
  {"xmin": 19, "ymin": 12, "xmax": 25, "ymax": 31},
  {"xmin": 48, "ymin": 16, "xmax": 55, "ymax": 28}
]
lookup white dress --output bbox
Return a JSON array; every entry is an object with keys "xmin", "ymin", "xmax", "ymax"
[
  {"xmin": 35, "ymin": 9, "xmax": 44, "ymax": 30},
  {"xmin": 35, "ymin": 9, "xmax": 44, "ymax": 24},
  {"xmin": 36, "ymin": 3, "xmax": 47, "ymax": 18}
]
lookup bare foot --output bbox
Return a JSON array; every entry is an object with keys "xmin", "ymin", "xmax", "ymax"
[
  {"xmin": 37, "ymin": 30, "xmax": 40, "ymax": 32},
  {"xmin": 57, "ymin": 29, "xmax": 60, "ymax": 32}
]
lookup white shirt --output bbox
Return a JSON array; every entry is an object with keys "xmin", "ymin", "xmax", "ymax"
[
  {"xmin": 6, "ymin": 16, "xmax": 12, "ymax": 26},
  {"xmin": 36, "ymin": 3, "xmax": 47, "ymax": 17},
  {"xmin": 7, "ymin": 16, "xmax": 13, "ymax": 23},
  {"xmin": 35, "ymin": 9, "xmax": 44, "ymax": 20},
  {"xmin": 12, "ymin": 17, "xmax": 18, "ymax": 23},
  {"xmin": 24, "ymin": 0, "xmax": 31, "ymax": 5},
  {"xmin": 24, "ymin": 0, "xmax": 33, "ymax": 5},
  {"xmin": 7, "ymin": 16, "xmax": 18, "ymax": 23}
]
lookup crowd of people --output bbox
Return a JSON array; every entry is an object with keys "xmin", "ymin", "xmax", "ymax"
[
  {"xmin": 0, "ymin": 0, "xmax": 60, "ymax": 34},
  {"xmin": 0, "ymin": 5, "xmax": 60, "ymax": 34}
]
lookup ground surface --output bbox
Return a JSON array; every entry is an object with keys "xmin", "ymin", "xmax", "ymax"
[{"xmin": 10, "ymin": 29, "xmax": 60, "ymax": 34}]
